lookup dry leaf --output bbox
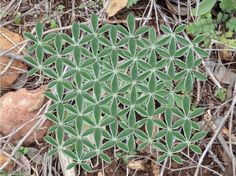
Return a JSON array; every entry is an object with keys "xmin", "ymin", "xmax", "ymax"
[
  {"xmin": 165, "ymin": 0, "xmax": 188, "ymax": 16},
  {"xmin": 128, "ymin": 160, "xmax": 145, "ymax": 171},
  {"xmin": 0, "ymin": 85, "xmax": 52, "ymax": 146},
  {"xmin": 222, "ymin": 127, "xmax": 229, "ymax": 135},
  {"xmin": 27, "ymin": 147, "xmax": 43, "ymax": 165},
  {"xmin": 0, "ymin": 27, "xmax": 27, "ymax": 89},
  {"xmin": 97, "ymin": 171, "xmax": 104, "ymax": 176},
  {"xmin": 205, "ymin": 60, "xmax": 236, "ymax": 85},
  {"xmin": 217, "ymin": 44, "xmax": 234, "ymax": 61},
  {"xmin": 0, "ymin": 153, "xmax": 14, "ymax": 172},
  {"xmin": 105, "ymin": 0, "xmax": 128, "ymax": 17},
  {"xmin": 223, "ymin": 162, "xmax": 234, "ymax": 176},
  {"xmin": 151, "ymin": 161, "xmax": 160, "ymax": 176}
]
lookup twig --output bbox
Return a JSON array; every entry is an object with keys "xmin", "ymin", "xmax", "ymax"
[
  {"xmin": 202, "ymin": 59, "xmax": 222, "ymax": 88},
  {"xmin": 0, "ymin": 40, "xmax": 26, "ymax": 57},
  {"xmin": 142, "ymin": 0, "xmax": 153, "ymax": 26},
  {"xmin": 206, "ymin": 144, "xmax": 225, "ymax": 172},
  {"xmin": 0, "ymin": 50, "xmax": 23, "ymax": 60},
  {"xmin": 71, "ymin": 0, "xmax": 75, "ymax": 22},
  {"xmin": 0, "ymin": 59, "xmax": 14, "ymax": 75},
  {"xmin": 160, "ymin": 157, "xmax": 168, "ymax": 176},
  {"xmin": 153, "ymin": 2, "xmax": 160, "ymax": 35}
]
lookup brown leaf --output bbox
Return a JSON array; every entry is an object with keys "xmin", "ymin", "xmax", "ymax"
[
  {"xmin": 205, "ymin": 60, "xmax": 236, "ymax": 85},
  {"xmin": 217, "ymin": 44, "xmax": 234, "ymax": 61},
  {"xmin": 223, "ymin": 162, "xmax": 233, "ymax": 176},
  {"xmin": 165, "ymin": 0, "xmax": 188, "ymax": 16},
  {"xmin": 105, "ymin": 0, "xmax": 128, "ymax": 17},
  {"xmin": 128, "ymin": 160, "xmax": 145, "ymax": 171},
  {"xmin": 0, "ymin": 27, "xmax": 27, "ymax": 89},
  {"xmin": 97, "ymin": 172, "xmax": 104, "ymax": 176},
  {"xmin": 151, "ymin": 161, "xmax": 160, "ymax": 176}
]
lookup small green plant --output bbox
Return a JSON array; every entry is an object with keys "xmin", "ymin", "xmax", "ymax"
[
  {"xmin": 24, "ymin": 14, "xmax": 207, "ymax": 172},
  {"xmin": 215, "ymin": 88, "xmax": 227, "ymax": 101},
  {"xmin": 127, "ymin": 0, "xmax": 140, "ymax": 7},
  {"xmin": 226, "ymin": 18, "xmax": 236, "ymax": 32},
  {"xmin": 219, "ymin": 0, "xmax": 236, "ymax": 13},
  {"xmin": 14, "ymin": 12, "xmax": 22, "ymax": 25},
  {"xmin": 50, "ymin": 20, "xmax": 58, "ymax": 29},
  {"xmin": 18, "ymin": 146, "xmax": 29, "ymax": 155},
  {"xmin": 187, "ymin": 0, "xmax": 236, "ymax": 47},
  {"xmin": 57, "ymin": 5, "xmax": 65, "ymax": 12}
]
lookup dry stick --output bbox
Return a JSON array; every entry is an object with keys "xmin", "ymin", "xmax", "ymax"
[
  {"xmin": 160, "ymin": 158, "xmax": 168, "ymax": 176},
  {"xmin": 0, "ymin": 50, "xmax": 23, "ymax": 60},
  {"xmin": 153, "ymin": 2, "xmax": 160, "ymax": 35},
  {"xmin": 206, "ymin": 144, "xmax": 225, "ymax": 172},
  {"xmin": 0, "ymin": 40, "xmax": 27, "ymax": 57},
  {"xmin": 195, "ymin": 79, "xmax": 201, "ymax": 105},
  {"xmin": 194, "ymin": 86, "xmax": 236, "ymax": 176},
  {"xmin": 71, "ymin": 0, "xmax": 75, "ymax": 22},
  {"xmin": 194, "ymin": 0, "xmax": 200, "ymax": 17},
  {"xmin": 46, "ymin": 153, "xmax": 53, "ymax": 176},
  {"xmin": 202, "ymin": 59, "xmax": 222, "ymax": 88},
  {"xmin": 0, "ymin": 59, "xmax": 14, "ymax": 75},
  {"xmin": 141, "ymin": 0, "xmax": 153, "ymax": 26},
  {"xmin": 176, "ymin": 0, "xmax": 180, "ymax": 23},
  {"xmin": 0, "ymin": 32, "xmax": 28, "ymax": 77},
  {"xmin": 45, "ymin": 0, "xmax": 49, "ymax": 15},
  {"xmin": 14, "ymin": 0, "xmax": 23, "ymax": 16}
]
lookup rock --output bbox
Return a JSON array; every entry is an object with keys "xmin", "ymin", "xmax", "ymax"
[
  {"xmin": 0, "ymin": 85, "xmax": 52, "ymax": 146},
  {"xmin": 0, "ymin": 153, "xmax": 14, "ymax": 172},
  {"xmin": 0, "ymin": 27, "xmax": 27, "ymax": 89}
]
